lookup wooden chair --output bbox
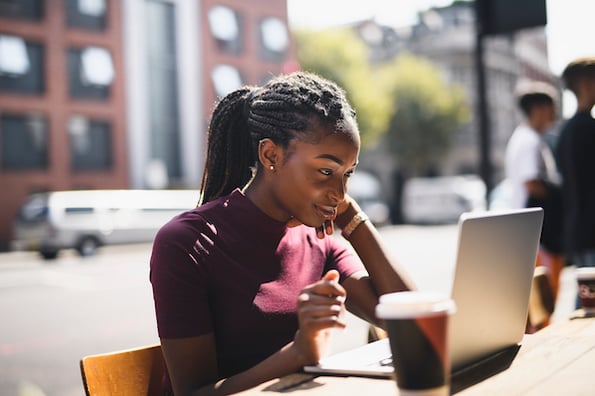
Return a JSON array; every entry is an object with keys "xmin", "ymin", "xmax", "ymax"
[
  {"xmin": 526, "ymin": 265, "xmax": 556, "ymax": 334},
  {"xmin": 80, "ymin": 344, "xmax": 166, "ymax": 396}
]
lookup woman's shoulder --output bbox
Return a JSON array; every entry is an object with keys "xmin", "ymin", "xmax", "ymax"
[
  {"xmin": 155, "ymin": 190, "xmax": 253, "ymax": 243},
  {"xmin": 162, "ymin": 191, "xmax": 240, "ymax": 228},
  {"xmin": 154, "ymin": 208, "xmax": 211, "ymax": 243}
]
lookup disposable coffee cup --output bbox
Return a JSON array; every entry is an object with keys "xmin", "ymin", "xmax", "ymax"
[
  {"xmin": 576, "ymin": 267, "xmax": 595, "ymax": 313},
  {"xmin": 376, "ymin": 291, "xmax": 456, "ymax": 396}
]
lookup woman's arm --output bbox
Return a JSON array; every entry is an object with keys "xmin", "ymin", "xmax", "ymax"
[
  {"xmin": 333, "ymin": 196, "xmax": 417, "ymax": 326},
  {"xmin": 162, "ymin": 333, "xmax": 307, "ymax": 396},
  {"xmin": 162, "ymin": 271, "xmax": 346, "ymax": 396}
]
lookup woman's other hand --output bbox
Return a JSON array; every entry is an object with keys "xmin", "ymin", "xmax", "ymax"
[{"xmin": 293, "ymin": 270, "xmax": 346, "ymax": 364}]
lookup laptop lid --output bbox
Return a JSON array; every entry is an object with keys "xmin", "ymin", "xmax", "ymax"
[
  {"xmin": 304, "ymin": 207, "xmax": 543, "ymax": 377},
  {"xmin": 448, "ymin": 207, "xmax": 543, "ymax": 371}
]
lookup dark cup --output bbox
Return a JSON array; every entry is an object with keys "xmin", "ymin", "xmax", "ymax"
[
  {"xmin": 376, "ymin": 291, "xmax": 456, "ymax": 396},
  {"xmin": 576, "ymin": 267, "xmax": 595, "ymax": 313}
]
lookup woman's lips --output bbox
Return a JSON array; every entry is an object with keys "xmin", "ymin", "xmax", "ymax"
[{"xmin": 316, "ymin": 205, "xmax": 337, "ymax": 219}]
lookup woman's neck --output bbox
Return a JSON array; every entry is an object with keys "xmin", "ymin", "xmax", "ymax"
[{"xmin": 244, "ymin": 178, "xmax": 290, "ymax": 224}]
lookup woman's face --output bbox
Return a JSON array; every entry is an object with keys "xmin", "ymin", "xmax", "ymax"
[{"xmin": 269, "ymin": 122, "xmax": 360, "ymax": 227}]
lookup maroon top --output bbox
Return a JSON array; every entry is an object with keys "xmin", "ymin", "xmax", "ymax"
[{"xmin": 150, "ymin": 189, "xmax": 363, "ymax": 378}]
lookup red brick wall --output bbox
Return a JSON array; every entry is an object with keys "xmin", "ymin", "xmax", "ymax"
[{"xmin": 0, "ymin": 0, "xmax": 127, "ymax": 250}]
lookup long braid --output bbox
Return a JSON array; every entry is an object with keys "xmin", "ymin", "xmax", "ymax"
[
  {"xmin": 199, "ymin": 88, "xmax": 255, "ymax": 204},
  {"xmin": 199, "ymin": 71, "xmax": 357, "ymax": 205}
]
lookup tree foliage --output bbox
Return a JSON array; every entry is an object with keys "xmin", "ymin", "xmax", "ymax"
[
  {"xmin": 294, "ymin": 30, "xmax": 469, "ymax": 175},
  {"xmin": 379, "ymin": 54, "xmax": 469, "ymax": 176},
  {"xmin": 294, "ymin": 28, "xmax": 391, "ymax": 146}
]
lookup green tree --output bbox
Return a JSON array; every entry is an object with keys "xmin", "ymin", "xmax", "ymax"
[
  {"xmin": 294, "ymin": 28, "xmax": 391, "ymax": 146},
  {"xmin": 380, "ymin": 54, "xmax": 469, "ymax": 176},
  {"xmin": 294, "ymin": 29, "xmax": 469, "ymax": 175}
]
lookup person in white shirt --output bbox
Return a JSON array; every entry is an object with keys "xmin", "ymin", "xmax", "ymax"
[
  {"xmin": 504, "ymin": 80, "xmax": 563, "ymax": 332},
  {"xmin": 505, "ymin": 82, "xmax": 559, "ymax": 209}
]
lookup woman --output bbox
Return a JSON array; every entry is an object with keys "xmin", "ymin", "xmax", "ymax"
[{"xmin": 150, "ymin": 71, "xmax": 415, "ymax": 395}]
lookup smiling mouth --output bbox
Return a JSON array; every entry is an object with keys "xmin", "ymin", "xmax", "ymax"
[{"xmin": 316, "ymin": 205, "xmax": 337, "ymax": 220}]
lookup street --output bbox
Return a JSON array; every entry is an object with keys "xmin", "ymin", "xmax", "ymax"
[
  {"xmin": 0, "ymin": 225, "xmax": 577, "ymax": 396},
  {"xmin": 0, "ymin": 243, "xmax": 158, "ymax": 396}
]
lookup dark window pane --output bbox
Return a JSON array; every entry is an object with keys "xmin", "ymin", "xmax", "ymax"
[
  {"xmin": 0, "ymin": 38, "xmax": 44, "ymax": 94},
  {"xmin": 65, "ymin": 0, "xmax": 107, "ymax": 31},
  {"xmin": 68, "ymin": 116, "xmax": 112, "ymax": 171},
  {"xmin": 0, "ymin": 113, "xmax": 48, "ymax": 170},
  {"xmin": 17, "ymin": 194, "xmax": 49, "ymax": 223},
  {"xmin": 66, "ymin": 47, "xmax": 111, "ymax": 100},
  {"xmin": 0, "ymin": 0, "xmax": 43, "ymax": 21},
  {"xmin": 64, "ymin": 207, "xmax": 94, "ymax": 213}
]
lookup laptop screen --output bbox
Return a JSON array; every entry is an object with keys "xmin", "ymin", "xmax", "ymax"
[{"xmin": 304, "ymin": 208, "xmax": 543, "ymax": 377}]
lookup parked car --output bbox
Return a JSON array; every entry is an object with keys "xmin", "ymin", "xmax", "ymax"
[
  {"xmin": 347, "ymin": 170, "xmax": 391, "ymax": 226},
  {"xmin": 11, "ymin": 189, "xmax": 199, "ymax": 259},
  {"xmin": 401, "ymin": 175, "xmax": 487, "ymax": 224}
]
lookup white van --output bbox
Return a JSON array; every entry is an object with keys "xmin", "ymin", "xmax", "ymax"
[
  {"xmin": 11, "ymin": 189, "xmax": 199, "ymax": 259},
  {"xmin": 401, "ymin": 175, "xmax": 487, "ymax": 224}
]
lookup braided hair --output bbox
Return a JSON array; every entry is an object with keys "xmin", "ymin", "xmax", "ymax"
[{"xmin": 198, "ymin": 71, "xmax": 357, "ymax": 205}]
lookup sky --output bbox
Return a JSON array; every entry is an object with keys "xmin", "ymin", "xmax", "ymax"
[{"xmin": 287, "ymin": 0, "xmax": 595, "ymax": 115}]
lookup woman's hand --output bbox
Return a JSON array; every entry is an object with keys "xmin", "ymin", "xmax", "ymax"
[
  {"xmin": 293, "ymin": 270, "xmax": 346, "ymax": 364},
  {"xmin": 287, "ymin": 194, "xmax": 362, "ymax": 239},
  {"xmin": 315, "ymin": 195, "xmax": 361, "ymax": 239}
]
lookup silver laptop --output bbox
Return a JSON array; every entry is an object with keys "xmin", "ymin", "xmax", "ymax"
[{"xmin": 304, "ymin": 207, "xmax": 544, "ymax": 377}]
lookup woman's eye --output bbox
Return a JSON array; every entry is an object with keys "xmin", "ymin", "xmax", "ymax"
[
  {"xmin": 345, "ymin": 170, "xmax": 354, "ymax": 178},
  {"xmin": 319, "ymin": 169, "xmax": 332, "ymax": 176}
]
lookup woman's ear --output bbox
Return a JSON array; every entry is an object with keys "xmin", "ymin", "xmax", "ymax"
[{"xmin": 258, "ymin": 138, "xmax": 280, "ymax": 171}]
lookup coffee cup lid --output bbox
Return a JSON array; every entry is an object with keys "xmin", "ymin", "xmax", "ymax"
[
  {"xmin": 376, "ymin": 291, "xmax": 456, "ymax": 319},
  {"xmin": 576, "ymin": 267, "xmax": 595, "ymax": 280}
]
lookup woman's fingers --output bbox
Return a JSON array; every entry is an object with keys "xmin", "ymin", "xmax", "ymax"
[
  {"xmin": 316, "ymin": 225, "xmax": 325, "ymax": 239},
  {"xmin": 297, "ymin": 291, "xmax": 345, "ymax": 307},
  {"xmin": 298, "ymin": 286, "xmax": 346, "ymax": 330},
  {"xmin": 314, "ymin": 284, "xmax": 345, "ymax": 299},
  {"xmin": 325, "ymin": 220, "xmax": 334, "ymax": 236},
  {"xmin": 294, "ymin": 271, "xmax": 347, "ymax": 363},
  {"xmin": 298, "ymin": 271, "xmax": 346, "ymax": 330},
  {"xmin": 322, "ymin": 269, "xmax": 340, "ymax": 282}
]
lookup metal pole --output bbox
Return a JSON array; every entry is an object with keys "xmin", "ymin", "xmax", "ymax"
[{"xmin": 474, "ymin": 2, "xmax": 493, "ymax": 201}]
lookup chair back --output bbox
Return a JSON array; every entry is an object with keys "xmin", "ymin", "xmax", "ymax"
[{"xmin": 80, "ymin": 344, "xmax": 166, "ymax": 396}]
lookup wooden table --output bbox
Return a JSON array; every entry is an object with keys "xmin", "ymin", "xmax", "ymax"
[{"xmin": 236, "ymin": 313, "xmax": 595, "ymax": 396}]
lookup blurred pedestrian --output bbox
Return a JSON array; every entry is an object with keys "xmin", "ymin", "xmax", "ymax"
[
  {"xmin": 149, "ymin": 71, "xmax": 416, "ymax": 395},
  {"xmin": 556, "ymin": 57, "xmax": 595, "ymax": 307},
  {"xmin": 505, "ymin": 80, "xmax": 563, "ymax": 331}
]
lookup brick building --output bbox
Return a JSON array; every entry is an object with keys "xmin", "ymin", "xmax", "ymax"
[{"xmin": 0, "ymin": 0, "xmax": 296, "ymax": 251}]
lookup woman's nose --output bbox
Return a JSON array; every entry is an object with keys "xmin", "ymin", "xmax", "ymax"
[{"xmin": 328, "ymin": 177, "xmax": 346, "ymax": 203}]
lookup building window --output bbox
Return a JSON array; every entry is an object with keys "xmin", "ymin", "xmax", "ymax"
[
  {"xmin": 0, "ymin": 0, "xmax": 43, "ymax": 21},
  {"xmin": 67, "ymin": 46, "xmax": 113, "ymax": 99},
  {"xmin": 259, "ymin": 17, "xmax": 288, "ymax": 61},
  {"xmin": 0, "ymin": 113, "xmax": 48, "ymax": 170},
  {"xmin": 208, "ymin": 5, "xmax": 243, "ymax": 54},
  {"xmin": 68, "ymin": 116, "xmax": 112, "ymax": 171},
  {"xmin": 65, "ymin": 0, "xmax": 107, "ymax": 31},
  {"xmin": 0, "ymin": 35, "xmax": 44, "ymax": 94},
  {"xmin": 211, "ymin": 64, "xmax": 243, "ymax": 98}
]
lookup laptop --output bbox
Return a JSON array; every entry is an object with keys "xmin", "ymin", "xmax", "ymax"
[{"xmin": 304, "ymin": 207, "xmax": 544, "ymax": 378}]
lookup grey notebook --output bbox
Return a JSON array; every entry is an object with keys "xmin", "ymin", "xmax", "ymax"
[{"xmin": 304, "ymin": 207, "xmax": 543, "ymax": 377}]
